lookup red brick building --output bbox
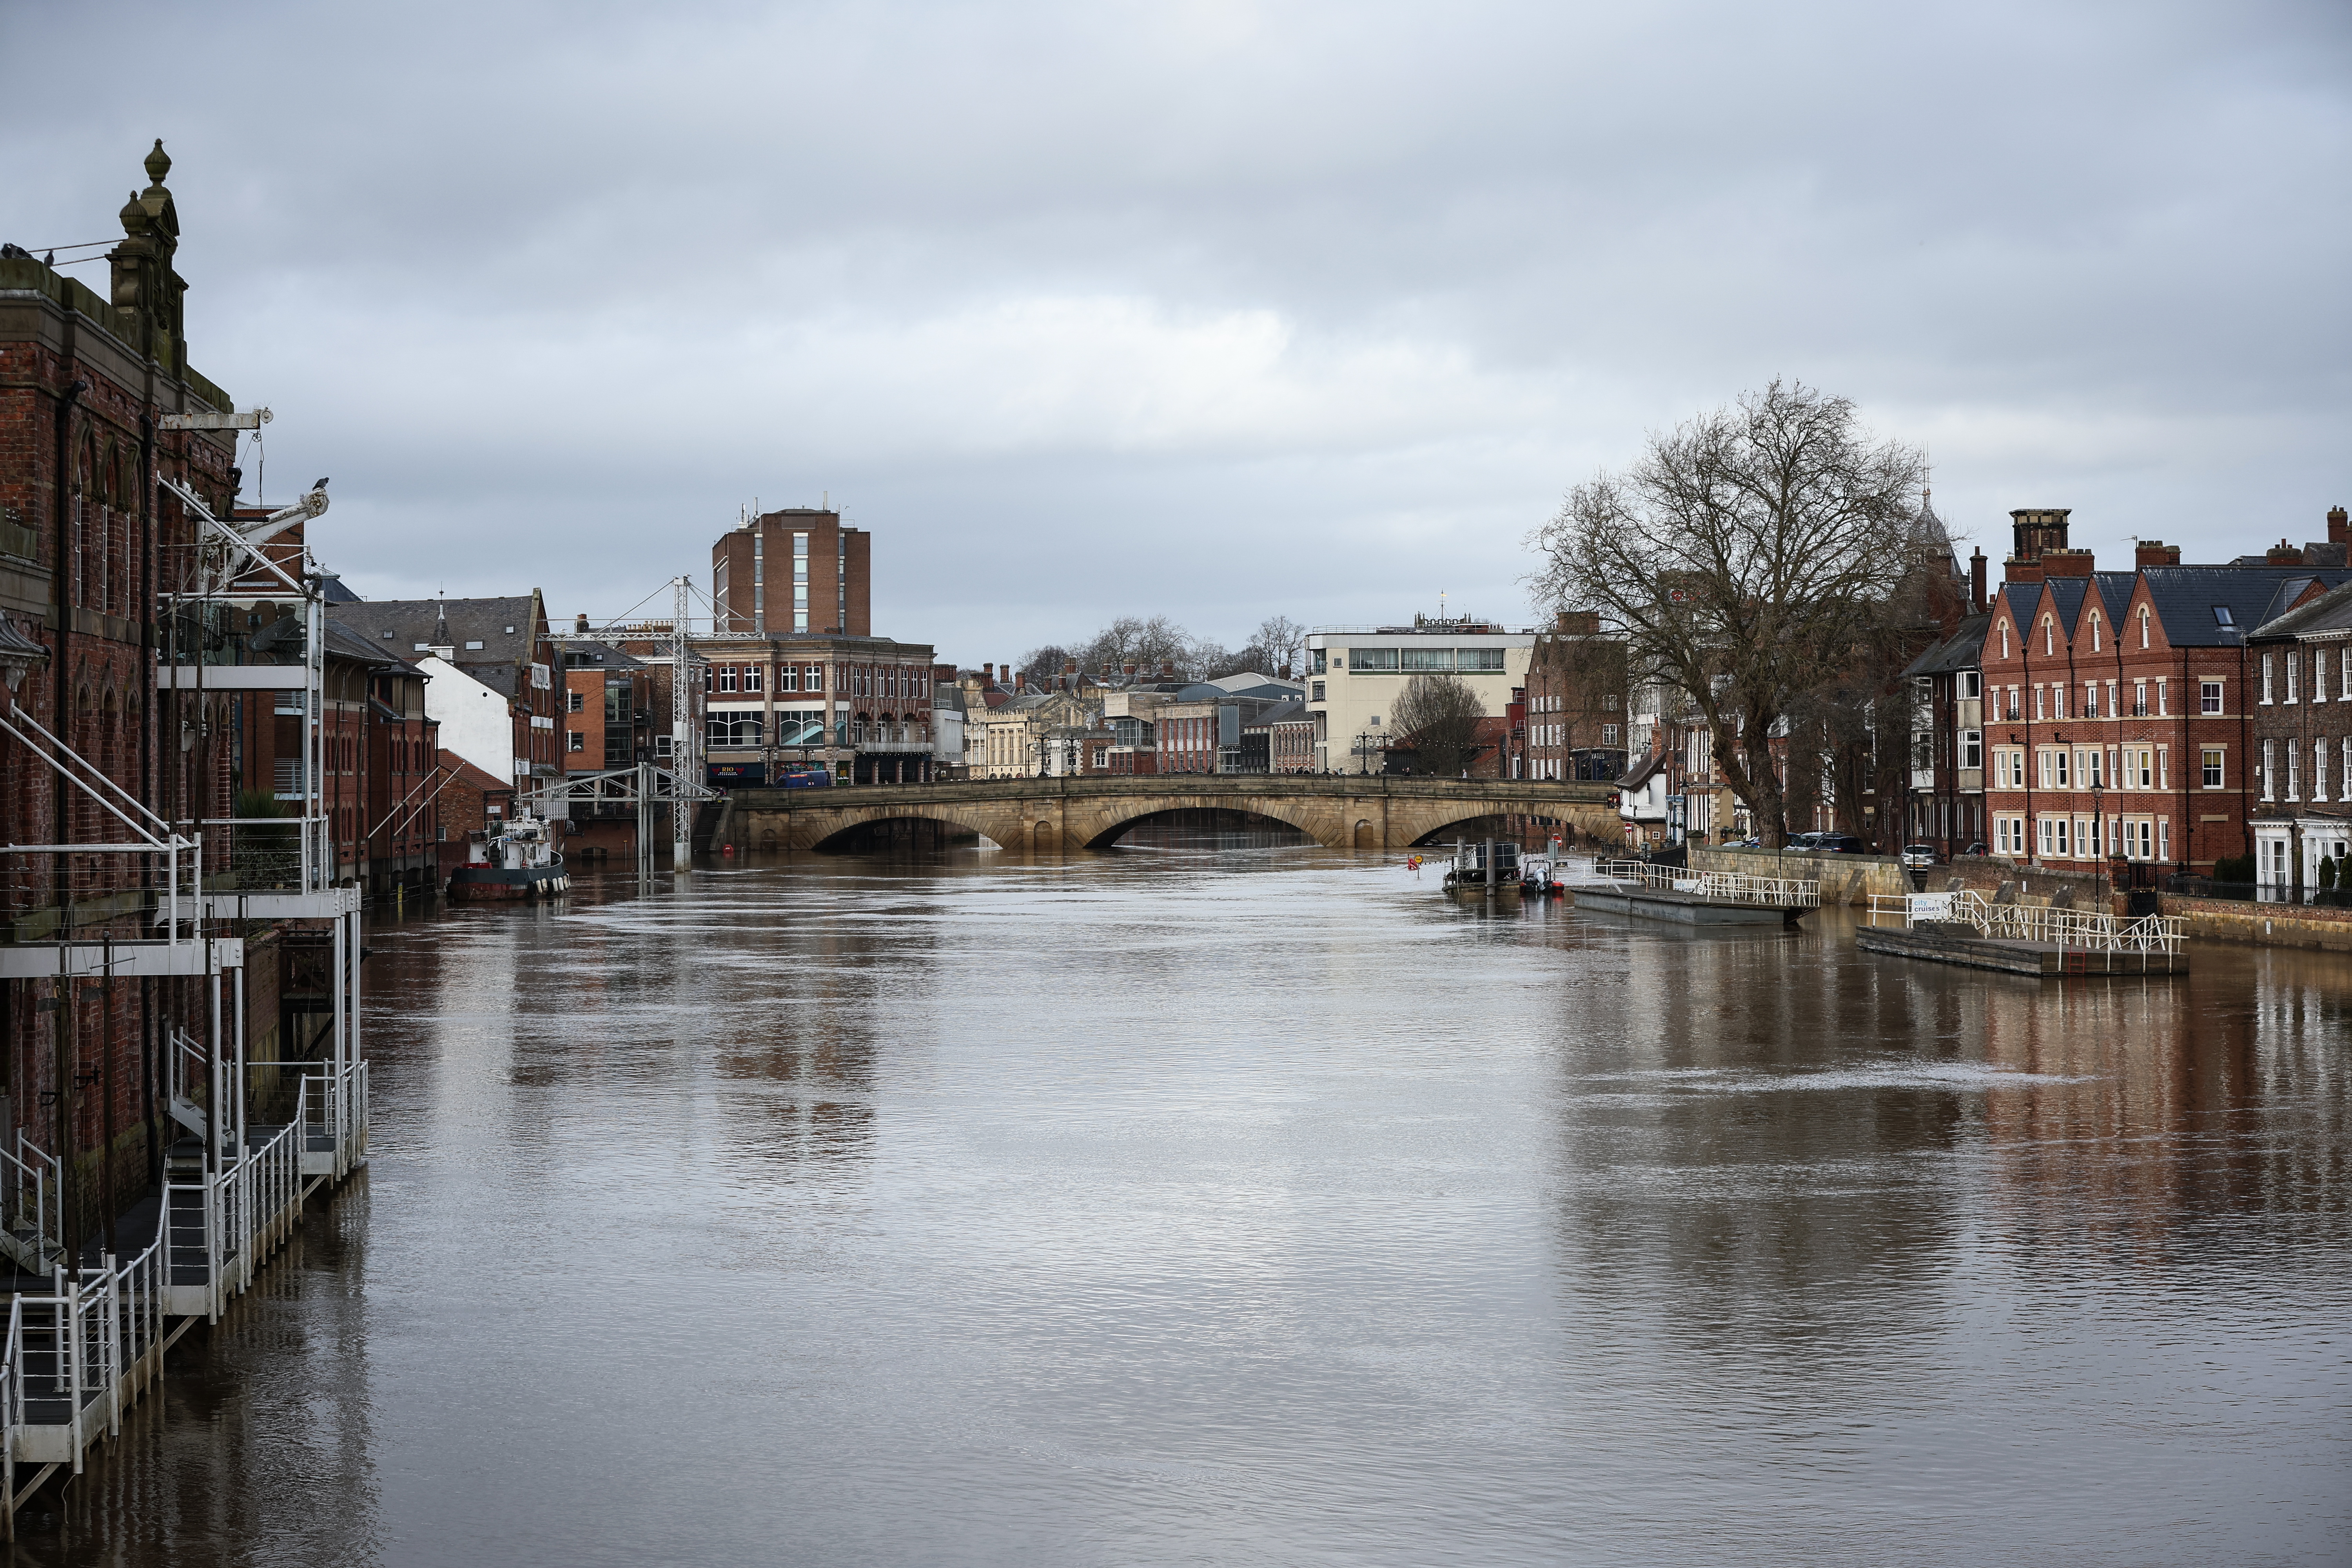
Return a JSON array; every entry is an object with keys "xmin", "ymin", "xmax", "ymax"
[
  {"xmin": 0, "ymin": 143, "xmax": 263, "ymax": 1247},
  {"xmin": 711, "ymin": 507, "xmax": 870, "ymax": 637},
  {"xmin": 1523, "ymin": 611, "xmax": 1628, "ymax": 782},
  {"xmin": 1976, "ymin": 510, "xmax": 2349, "ymax": 874}
]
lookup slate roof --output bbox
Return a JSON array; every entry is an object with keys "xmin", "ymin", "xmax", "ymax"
[
  {"xmin": 2248, "ymin": 576, "xmax": 2352, "ymax": 641},
  {"xmin": 1249, "ymin": 699, "xmax": 1308, "ymax": 727},
  {"xmin": 2139, "ymin": 566, "xmax": 2352, "ymax": 646},
  {"xmin": 1900, "ymin": 613, "xmax": 1991, "ymax": 679},
  {"xmin": 322, "ymin": 617, "xmax": 428, "ymax": 674},
  {"xmin": 328, "ymin": 595, "xmax": 544, "ymax": 682}
]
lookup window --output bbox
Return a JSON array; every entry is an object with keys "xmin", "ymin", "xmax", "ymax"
[
  {"xmin": 2315, "ymin": 652, "xmax": 2327, "ymax": 703},
  {"xmin": 1999, "ymin": 622, "xmax": 2011, "ymax": 661},
  {"xmin": 1311, "ymin": 681, "xmax": 1326, "ymax": 701},
  {"xmin": 2138, "ymin": 606, "xmax": 2151, "ymax": 649},
  {"xmin": 2200, "ymin": 681, "xmax": 2223, "ymax": 715},
  {"xmin": 718, "ymin": 666, "xmax": 737, "ymax": 693},
  {"xmin": 567, "ymin": 731, "xmax": 585, "ymax": 753},
  {"xmin": 2202, "ymin": 747, "xmax": 2224, "ymax": 788},
  {"xmin": 2343, "ymin": 737, "xmax": 2352, "ymax": 802},
  {"xmin": 1401, "ymin": 648, "xmax": 1452, "ymax": 671},
  {"xmin": 655, "ymin": 734, "xmax": 672, "ymax": 757},
  {"xmin": 2133, "ymin": 681, "xmax": 2147, "ymax": 717},
  {"xmin": 744, "ymin": 665, "xmax": 763, "ymax": 693},
  {"xmin": 2214, "ymin": 606, "xmax": 2234, "ymax": 628},
  {"xmin": 1602, "ymin": 724, "xmax": 1619, "ymax": 744},
  {"xmin": 1962, "ymin": 730, "xmax": 1982, "ymax": 770},
  {"xmin": 2034, "ymin": 686, "xmax": 2045, "ymax": 721},
  {"xmin": 805, "ymin": 665, "xmax": 823, "ymax": 690},
  {"xmin": 2157, "ymin": 679, "xmax": 2168, "ymax": 716},
  {"xmin": 2287, "ymin": 656, "xmax": 2298, "ymax": 703},
  {"xmin": 2261, "ymin": 739, "xmax": 2276, "ymax": 799},
  {"xmin": 1350, "ymin": 648, "xmax": 1399, "ymax": 671},
  {"xmin": 567, "ymin": 690, "xmax": 584, "ymax": 712},
  {"xmin": 1310, "ymin": 648, "xmax": 1326, "ymax": 675},
  {"xmin": 2089, "ymin": 612, "xmax": 2102, "ymax": 653},
  {"xmin": 2261, "ymin": 655, "xmax": 2274, "ymax": 703},
  {"xmin": 2084, "ymin": 682, "xmax": 2099, "ymax": 717},
  {"xmin": 2317, "ymin": 739, "xmax": 2329, "ymax": 802},
  {"xmin": 2007, "ymin": 686, "xmax": 2021, "ymax": 720},
  {"xmin": 1458, "ymin": 648, "xmax": 1508, "ymax": 672},
  {"xmin": 2043, "ymin": 617, "xmax": 2054, "ymax": 657},
  {"xmin": 1961, "ymin": 671, "xmax": 1982, "ymax": 700},
  {"xmin": 2078, "ymin": 748, "xmax": 2102, "ymax": 788},
  {"xmin": 2288, "ymin": 745, "xmax": 2299, "ymax": 801}
]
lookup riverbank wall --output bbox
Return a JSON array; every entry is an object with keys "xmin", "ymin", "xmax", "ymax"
[{"xmin": 1689, "ymin": 846, "xmax": 1908, "ymax": 906}]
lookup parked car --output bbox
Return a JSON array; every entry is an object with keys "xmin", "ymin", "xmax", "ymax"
[
  {"xmin": 1789, "ymin": 831, "xmax": 1866, "ymax": 854},
  {"xmin": 1962, "ymin": 841, "xmax": 1989, "ymax": 857},
  {"xmin": 1900, "ymin": 844, "xmax": 1939, "ymax": 869}
]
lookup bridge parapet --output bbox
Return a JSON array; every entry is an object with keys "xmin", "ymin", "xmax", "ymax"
[{"xmin": 720, "ymin": 775, "xmax": 1619, "ymax": 854}]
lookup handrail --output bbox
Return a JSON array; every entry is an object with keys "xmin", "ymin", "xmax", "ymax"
[
  {"xmin": 1591, "ymin": 860, "xmax": 1822, "ymax": 908},
  {"xmin": 1868, "ymin": 889, "xmax": 2186, "ymax": 954}
]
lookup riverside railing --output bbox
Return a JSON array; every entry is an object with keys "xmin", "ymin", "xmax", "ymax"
[
  {"xmin": 0, "ymin": 1229, "xmax": 169, "ymax": 1529},
  {"xmin": 0, "ymin": 1136, "xmax": 62, "ymax": 1274},
  {"xmin": 1590, "ymin": 860, "xmax": 1822, "ymax": 908},
  {"xmin": 1865, "ymin": 890, "xmax": 2186, "ymax": 955}
]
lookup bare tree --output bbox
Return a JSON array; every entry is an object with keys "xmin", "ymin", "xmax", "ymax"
[
  {"xmin": 1527, "ymin": 380, "xmax": 1930, "ymax": 844},
  {"xmin": 1251, "ymin": 614, "xmax": 1305, "ymax": 679},
  {"xmin": 1391, "ymin": 672, "xmax": 1486, "ymax": 776}
]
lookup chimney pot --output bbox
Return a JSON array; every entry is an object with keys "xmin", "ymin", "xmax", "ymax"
[
  {"xmin": 2135, "ymin": 540, "xmax": 2181, "ymax": 568},
  {"xmin": 2267, "ymin": 538, "xmax": 2301, "ymax": 565},
  {"xmin": 574, "ymin": 612, "xmax": 589, "ymax": 633}
]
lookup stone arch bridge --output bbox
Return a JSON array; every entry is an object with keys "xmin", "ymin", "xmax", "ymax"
[{"xmin": 716, "ymin": 775, "xmax": 1619, "ymax": 855}]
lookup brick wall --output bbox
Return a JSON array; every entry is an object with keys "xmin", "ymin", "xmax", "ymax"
[{"xmin": 2159, "ymin": 894, "xmax": 2352, "ymax": 952}]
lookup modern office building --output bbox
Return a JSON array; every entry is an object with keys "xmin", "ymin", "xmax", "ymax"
[{"xmin": 1303, "ymin": 615, "xmax": 1536, "ymax": 773}]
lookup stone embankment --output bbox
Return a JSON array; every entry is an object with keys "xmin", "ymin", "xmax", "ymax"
[{"xmin": 1703, "ymin": 846, "xmax": 2352, "ymax": 951}]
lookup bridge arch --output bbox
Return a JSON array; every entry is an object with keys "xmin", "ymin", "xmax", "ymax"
[{"xmin": 1082, "ymin": 805, "xmax": 1316, "ymax": 850}]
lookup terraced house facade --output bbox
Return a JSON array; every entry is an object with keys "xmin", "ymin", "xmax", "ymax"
[{"xmin": 1976, "ymin": 508, "xmax": 2350, "ymax": 875}]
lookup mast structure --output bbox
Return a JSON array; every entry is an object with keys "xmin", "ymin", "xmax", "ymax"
[{"xmin": 673, "ymin": 576, "xmax": 693, "ymax": 869}]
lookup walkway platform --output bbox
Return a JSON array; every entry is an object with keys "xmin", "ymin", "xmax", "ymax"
[
  {"xmin": 1572, "ymin": 887, "xmax": 1806, "ymax": 926},
  {"xmin": 1857, "ymin": 924, "xmax": 2187, "ymax": 975}
]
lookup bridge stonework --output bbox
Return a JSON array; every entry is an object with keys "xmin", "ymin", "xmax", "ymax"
[{"xmin": 720, "ymin": 777, "xmax": 1620, "ymax": 855}]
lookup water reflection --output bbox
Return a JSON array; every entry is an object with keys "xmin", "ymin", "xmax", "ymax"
[{"xmin": 14, "ymin": 847, "xmax": 2348, "ymax": 1565}]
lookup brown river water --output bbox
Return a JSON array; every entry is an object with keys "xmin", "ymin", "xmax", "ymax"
[{"xmin": 10, "ymin": 831, "xmax": 2350, "ymax": 1565}]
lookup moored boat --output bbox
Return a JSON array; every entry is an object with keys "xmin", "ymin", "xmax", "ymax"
[{"xmin": 448, "ymin": 809, "xmax": 571, "ymax": 901}]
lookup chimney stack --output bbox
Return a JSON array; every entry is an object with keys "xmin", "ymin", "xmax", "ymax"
[
  {"xmin": 2330, "ymin": 505, "xmax": 2350, "ymax": 546},
  {"xmin": 2267, "ymin": 538, "xmax": 2302, "ymax": 565},
  {"xmin": 1967, "ymin": 549, "xmax": 1987, "ymax": 613},
  {"xmin": 2135, "ymin": 540, "xmax": 2181, "ymax": 568}
]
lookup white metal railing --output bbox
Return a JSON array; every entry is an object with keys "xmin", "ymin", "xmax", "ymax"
[
  {"xmin": 1865, "ymin": 889, "xmax": 2186, "ymax": 955},
  {"xmin": 1592, "ymin": 860, "xmax": 1822, "ymax": 908},
  {"xmin": 0, "ymin": 1136, "xmax": 62, "ymax": 1274},
  {"xmin": 0, "ymin": 1230, "xmax": 167, "ymax": 1487}
]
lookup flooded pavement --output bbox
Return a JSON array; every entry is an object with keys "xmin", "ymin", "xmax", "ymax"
[{"xmin": 15, "ymin": 835, "xmax": 2350, "ymax": 1565}]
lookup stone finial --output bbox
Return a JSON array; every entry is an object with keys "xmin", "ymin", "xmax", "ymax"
[
  {"xmin": 119, "ymin": 191, "xmax": 148, "ymax": 236},
  {"xmin": 145, "ymin": 139, "xmax": 172, "ymax": 187}
]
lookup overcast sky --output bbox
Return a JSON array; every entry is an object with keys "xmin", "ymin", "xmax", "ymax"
[{"xmin": 6, "ymin": 1, "xmax": 2346, "ymax": 663}]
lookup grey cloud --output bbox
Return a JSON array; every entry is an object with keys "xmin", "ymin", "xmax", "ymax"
[{"xmin": 3, "ymin": 0, "xmax": 2345, "ymax": 656}]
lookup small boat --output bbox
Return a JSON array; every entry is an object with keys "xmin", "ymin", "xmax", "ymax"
[
  {"xmin": 1441, "ymin": 839, "xmax": 1522, "ymax": 897},
  {"xmin": 447, "ymin": 809, "xmax": 571, "ymax": 902},
  {"xmin": 1518, "ymin": 844, "xmax": 1570, "ymax": 897}
]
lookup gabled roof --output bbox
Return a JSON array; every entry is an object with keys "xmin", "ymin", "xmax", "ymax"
[
  {"xmin": 554, "ymin": 639, "xmax": 647, "ymax": 671},
  {"xmin": 1618, "ymin": 750, "xmax": 1667, "ymax": 790},
  {"xmin": 2139, "ymin": 567, "xmax": 2352, "ymax": 647},
  {"xmin": 329, "ymin": 595, "xmax": 546, "ymax": 670},
  {"xmin": 2249, "ymin": 576, "xmax": 2352, "ymax": 641}
]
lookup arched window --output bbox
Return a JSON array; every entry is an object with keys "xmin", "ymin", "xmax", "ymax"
[
  {"xmin": 2139, "ymin": 606, "xmax": 2152, "ymax": 649},
  {"xmin": 2089, "ymin": 612, "xmax": 2101, "ymax": 653},
  {"xmin": 1999, "ymin": 621, "xmax": 2010, "ymax": 661},
  {"xmin": 2043, "ymin": 616, "xmax": 2054, "ymax": 657}
]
